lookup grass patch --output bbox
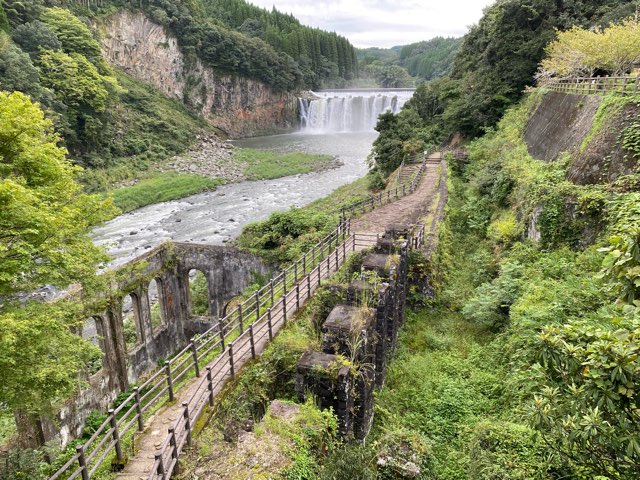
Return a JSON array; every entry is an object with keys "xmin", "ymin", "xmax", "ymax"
[
  {"xmin": 0, "ymin": 412, "xmax": 16, "ymax": 446},
  {"xmin": 109, "ymin": 173, "xmax": 223, "ymax": 214},
  {"xmin": 234, "ymin": 148, "xmax": 338, "ymax": 180}
]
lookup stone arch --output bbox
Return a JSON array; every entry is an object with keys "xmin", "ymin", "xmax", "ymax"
[
  {"xmin": 148, "ymin": 277, "xmax": 166, "ymax": 331},
  {"xmin": 186, "ymin": 268, "xmax": 211, "ymax": 318},
  {"xmin": 82, "ymin": 316, "xmax": 105, "ymax": 375},
  {"xmin": 122, "ymin": 292, "xmax": 144, "ymax": 350}
]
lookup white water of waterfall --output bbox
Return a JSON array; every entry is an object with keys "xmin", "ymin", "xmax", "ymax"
[{"xmin": 299, "ymin": 89, "xmax": 414, "ymax": 133}]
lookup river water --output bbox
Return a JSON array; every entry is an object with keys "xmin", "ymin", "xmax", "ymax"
[{"xmin": 92, "ymin": 131, "xmax": 377, "ymax": 267}]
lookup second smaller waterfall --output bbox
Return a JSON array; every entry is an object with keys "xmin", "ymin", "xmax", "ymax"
[{"xmin": 300, "ymin": 89, "xmax": 414, "ymax": 133}]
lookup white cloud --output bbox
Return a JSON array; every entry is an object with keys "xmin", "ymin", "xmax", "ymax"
[{"xmin": 246, "ymin": 0, "xmax": 495, "ymax": 47}]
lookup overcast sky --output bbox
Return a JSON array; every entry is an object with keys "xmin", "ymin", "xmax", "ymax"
[{"xmin": 247, "ymin": 0, "xmax": 496, "ymax": 48}]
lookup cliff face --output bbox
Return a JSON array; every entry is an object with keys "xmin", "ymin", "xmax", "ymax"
[
  {"xmin": 100, "ymin": 11, "xmax": 298, "ymax": 138},
  {"xmin": 524, "ymin": 91, "xmax": 638, "ymax": 185}
]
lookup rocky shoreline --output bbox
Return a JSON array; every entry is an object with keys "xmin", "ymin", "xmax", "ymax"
[
  {"xmin": 154, "ymin": 133, "xmax": 245, "ymax": 182},
  {"xmin": 152, "ymin": 132, "xmax": 342, "ymax": 183}
]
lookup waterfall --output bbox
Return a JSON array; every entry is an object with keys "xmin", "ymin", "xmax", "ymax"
[{"xmin": 299, "ymin": 89, "xmax": 414, "ymax": 133}]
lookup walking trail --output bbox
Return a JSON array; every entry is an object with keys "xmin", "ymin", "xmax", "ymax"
[{"xmin": 352, "ymin": 152, "xmax": 447, "ymax": 251}]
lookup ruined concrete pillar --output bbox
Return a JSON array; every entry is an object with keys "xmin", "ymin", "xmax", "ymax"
[{"xmin": 296, "ymin": 351, "xmax": 354, "ymax": 437}]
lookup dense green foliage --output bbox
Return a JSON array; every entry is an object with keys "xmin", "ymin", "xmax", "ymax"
[
  {"xmin": 0, "ymin": 91, "xmax": 113, "ymax": 414},
  {"xmin": 399, "ymin": 37, "xmax": 463, "ymax": 81},
  {"xmin": 200, "ymin": 0, "xmax": 358, "ymax": 87},
  {"xmin": 0, "ymin": 4, "xmax": 209, "ymax": 174}
]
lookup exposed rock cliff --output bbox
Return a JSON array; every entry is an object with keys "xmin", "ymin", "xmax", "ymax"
[
  {"xmin": 100, "ymin": 11, "xmax": 298, "ymax": 138},
  {"xmin": 524, "ymin": 91, "xmax": 638, "ymax": 185}
]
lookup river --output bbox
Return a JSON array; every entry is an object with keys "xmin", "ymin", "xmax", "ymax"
[
  {"xmin": 92, "ymin": 131, "xmax": 377, "ymax": 267},
  {"xmin": 92, "ymin": 89, "xmax": 415, "ymax": 267}
]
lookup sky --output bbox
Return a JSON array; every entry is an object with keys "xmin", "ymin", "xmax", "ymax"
[{"xmin": 247, "ymin": 0, "xmax": 496, "ymax": 48}]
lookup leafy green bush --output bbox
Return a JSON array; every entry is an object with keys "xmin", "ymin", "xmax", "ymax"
[
  {"xmin": 0, "ymin": 448, "xmax": 48, "ymax": 480},
  {"xmin": 189, "ymin": 271, "xmax": 209, "ymax": 317},
  {"xmin": 462, "ymin": 261, "xmax": 524, "ymax": 330},
  {"xmin": 468, "ymin": 420, "xmax": 554, "ymax": 480},
  {"xmin": 237, "ymin": 208, "xmax": 336, "ymax": 264},
  {"xmin": 531, "ymin": 311, "xmax": 640, "ymax": 479},
  {"xmin": 367, "ymin": 170, "xmax": 386, "ymax": 191},
  {"xmin": 375, "ymin": 429, "xmax": 435, "ymax": 479}
]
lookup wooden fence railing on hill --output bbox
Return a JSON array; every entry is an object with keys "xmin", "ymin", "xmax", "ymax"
[
  {"xmin": 544, "ymin": 75, "xmax": 640, "ymax": 96},
  {"xmin": 339, "ymin": 150, "xmax": 432, "ymax": 219},
  {"xmin": 51, "ymin": 220, "xmax": 349, "ymax": 480}
]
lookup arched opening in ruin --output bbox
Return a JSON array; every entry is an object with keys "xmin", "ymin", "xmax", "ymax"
[
  {"xmin": 82, "ymin": 316, "xmax": 104, "ymax": 375},
  {"xmin": 122, "ymin": 293, "xmax": 142, "ymax": 351},
  {"xmin": 188, "ymin": 269, "xmax": 210, "ymax": 318},
  {"xmin": 148, "ymin": 277, "xmax": 166, "ymax": 331}
]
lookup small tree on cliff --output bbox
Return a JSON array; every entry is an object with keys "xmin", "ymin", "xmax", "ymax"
[
  {"xmin": 0, "ymin": 91, "xmax": 115, "ymax": 416},
  {"xmin": 539, "ymin": 19, "xmax": 640, "ymax": 78}
]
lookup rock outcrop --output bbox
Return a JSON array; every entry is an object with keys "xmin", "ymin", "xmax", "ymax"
[
  {"xmin": 524, "ymin": 91, "xmax": 638, "ymax": 185},
  {"xmin": 100, "ymin": 11, "xmax": 298, "ymax": 138}
]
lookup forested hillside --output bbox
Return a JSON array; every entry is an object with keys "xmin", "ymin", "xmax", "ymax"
[
  {"xmin": 358, "ymin": 36, "xmax": 462, "ymax": 85},
  {"xmin": 201, "ymin": 0, "xmax": 359, "ymax": 87}
]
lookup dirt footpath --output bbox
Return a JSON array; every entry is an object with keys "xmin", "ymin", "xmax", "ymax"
[{"xmin": 351, "ymin": 155, "xmax": 446, "ymax": 242}]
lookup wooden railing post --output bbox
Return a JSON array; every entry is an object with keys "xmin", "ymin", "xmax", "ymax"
[
  {"xmin": 302, "ymin": 254, "xmax": 307, "ymax": 275},
  {"xmin": 206, "ymin": 366, "xmax": 214, "ymax": 406},
  {"xmin": 76, "ymin": 445, "xmax": 89, "ymax": 480},
  {"xmin": 255, "ymin": 291, "xmax": 260, "ymax": 320},
  {"xmin": 228, "ymin": 343, "xmax": 235, "ymax": 379},
  {"xmin": 296, "ymin": 283, "xmax": 300, "ymax": 309},
  {"xmin": 190, "ymin": 340, "xmax": 200, "ymax": 378},
  {"xmin": 154, "ymin": 451, "xmax": 166, "ymax": 479},
  {"xmin": 238, "ymin": 304, "xmax": 244, "ymax": 334},
  {"xmin": 249, "ymin": 324, "xmax": 256, "ymax": 359},
  {"xmin": 283, "ymin": 272, "xmax": 287, "ymax": 295},
  {"xmin": 307, "ymin": 274, "xmax": 311, "ymax": 299},
  {"xmin": 267, "ymin": 308, "xmax": 273, "ymax": 341},
  {"xmin": 294, "ymin": 261, "xmax": 298, "ymax": 283},
  {"xmin": 109, "ymin": 409, "xmax": 124, "ymax": 462},
  {"xmin": 169, "ymin": 427, "xmax": 179, "ymax": 474},
  {"xmin": 165, "ymin": 361, "xmax": 174, "ymax": 402},
  {"xmin": 282, "ymin": 294, "xmax": 287, "ymax": 325},
  {"xmin": 312, "ymin": 246, "xmax": 316, "ymax": 267},
  {"xmin": 134, "ymin": 387, "xmax": 144, "ymax": 431},
  {"xmin": 219, "ymin": 320, "xmax": 225, "ymax": 350},
  {"xmin": 182, "ymin": 402, "xmax": 192, "ymax": 448},
  {"xmin": 270, "ymin": 280, "xmax": 274, "ymax": 306}
]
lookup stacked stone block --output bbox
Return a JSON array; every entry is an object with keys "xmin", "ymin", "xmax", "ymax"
[
  {"xmin": 295, "ymin": 351, "xmax": 354, "ymax": 437},
  {"xmin": 296, "ymin": 225, "xmax": 413, "ymax": 441}
]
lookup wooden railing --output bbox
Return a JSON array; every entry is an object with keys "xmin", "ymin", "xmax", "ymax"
[
  {"xmin": 339, "ymin": 150, "xmax": 432, "ymax": 219},
  {"xmin": 544, "ymin": 75, "xmax": 640, "ymax": 96},
  {"xmin": 50, "ymin": 220, "xmax": 351, "ymax": 480}
]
